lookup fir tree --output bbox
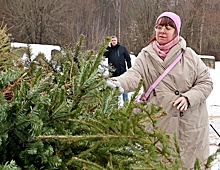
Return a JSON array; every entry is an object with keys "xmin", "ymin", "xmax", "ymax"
[{"xmin": 0, "ymin": 24, "xmax": 219, "ymax": 170}]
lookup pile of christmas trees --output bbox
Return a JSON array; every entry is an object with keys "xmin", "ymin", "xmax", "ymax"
[{"xmin": 0, "ymin": 24, "xmax": 217, "ymax": 170}]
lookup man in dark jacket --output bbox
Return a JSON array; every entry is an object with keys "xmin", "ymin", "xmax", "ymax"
[{"xmin": 103, "ymin": 36, "xmax": 132, "ymax": 101}]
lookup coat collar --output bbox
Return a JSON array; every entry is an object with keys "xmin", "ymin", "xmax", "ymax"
[{"xmin": 142, "ymin": 37, "xmax": 186, "ymax": 63}]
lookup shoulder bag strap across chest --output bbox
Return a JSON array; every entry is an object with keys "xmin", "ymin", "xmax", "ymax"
[{"xmin": 141, "ymin": 51, "xmax": 183, "ymax": 101}]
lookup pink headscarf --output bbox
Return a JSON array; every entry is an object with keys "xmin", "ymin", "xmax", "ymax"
[{"xmin": 153, "ymin": 12, "xmax": 181, "ymax": 60}]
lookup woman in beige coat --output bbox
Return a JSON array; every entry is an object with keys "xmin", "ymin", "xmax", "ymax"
[{"xmin": 111, "ymin": 12, "xmax": 213, "ymax": 169}]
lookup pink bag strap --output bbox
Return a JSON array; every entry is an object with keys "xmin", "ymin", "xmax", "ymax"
[{"xmin": 142, "ymin": 52, "xmax": 183, "ymax": 100}]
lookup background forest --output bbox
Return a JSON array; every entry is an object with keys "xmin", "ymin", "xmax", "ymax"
[{"xmin": 0, "ymin": 0, "xmax": 220, "ymax": 60}]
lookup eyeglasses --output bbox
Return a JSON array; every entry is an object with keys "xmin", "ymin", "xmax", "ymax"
[{"xmin": 154, "ymin": 25, "xmax": 175, "ymax": 31}]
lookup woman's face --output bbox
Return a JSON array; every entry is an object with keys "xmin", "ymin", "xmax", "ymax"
[{"xmin": 155, "ymin": 18, "xmax": 176, "ymax": 45}]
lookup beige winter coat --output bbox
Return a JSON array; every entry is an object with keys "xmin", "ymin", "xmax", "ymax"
[{"xmin": 114, "ymin": 37, "xmax": 213, "ymax": 169}]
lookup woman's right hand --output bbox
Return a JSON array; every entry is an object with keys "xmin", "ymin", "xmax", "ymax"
[{"xmin": 106, "ymin": 79, "xmax": 124, "ymax": 94}]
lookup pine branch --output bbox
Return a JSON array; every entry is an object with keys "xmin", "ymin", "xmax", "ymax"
[
  {"xmin": 38, "ymin": 134, "xmax": 137, "ymax": 140},
  {"xmin": 67, "ymin": 156, "xmax": 105, "ymax": 170}
]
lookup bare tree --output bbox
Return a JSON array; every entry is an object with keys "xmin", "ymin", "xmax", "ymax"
[
  {"xmin": 0, "ymin": 0, "xmax": 69, "ymax": 44},
  {"xmin": 0, "ymin": 0, "xmax": 219, "ymax": 58},
  {"xmin": 59, "ymin": 0, "xmax": 111, "ymax": 49},
  {"xmin": 202, "ymin": 0, "xmax": 220, "ymax": 59},
  {"xmin": 121, "ymin": 0, "xmax": 165, "ymax": 55}
]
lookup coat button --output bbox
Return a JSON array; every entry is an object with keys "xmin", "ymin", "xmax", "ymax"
[
  {"xmin": 180, "ymin": 112, "xmax": 184, "ymax": 117},
  {"xmin": 175, "ymin": 90, "xmax": 179, "ymax": 95},
  {"xmin": 153, "ymin": 89, "xmax": 156, "ymax": 96}
]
